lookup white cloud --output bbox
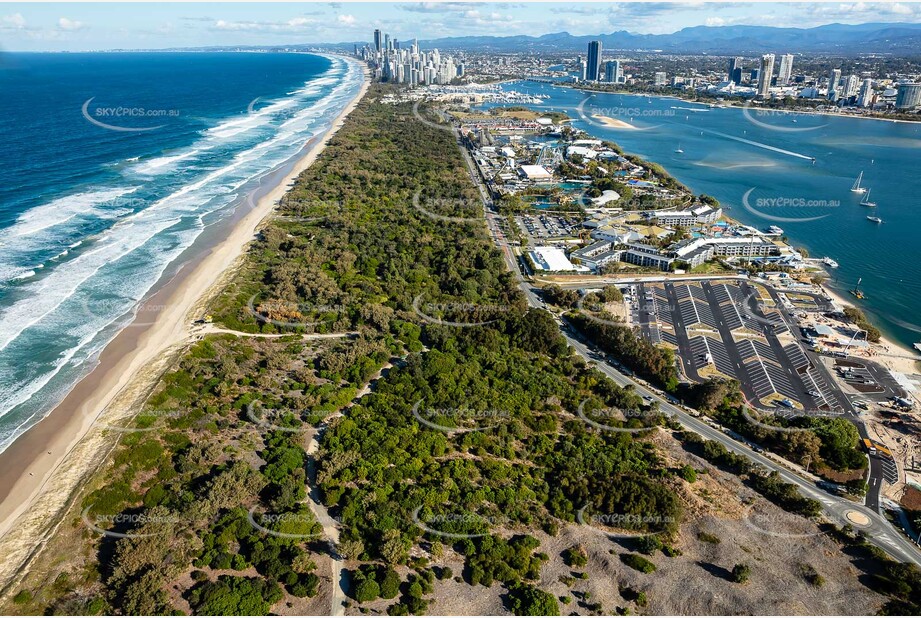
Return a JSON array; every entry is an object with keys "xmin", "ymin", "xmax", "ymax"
[
  {"xmin": 705, "ymin": 17, "xmax": 726, "ymax": 27},
  {"xmin": 888, "ymin": 3, "xmax": 915, "ymax": 15},
  {"xmin": 213, "ymin": 17, "xmax": 318, "ymax": 32},
  {"xmin": 2, "ymin": 13, "xmax": 26, "ymax": 29},
  {"xmin": 337, "ymin": 14, "xmax": 356, "ymax": 26},
  {"xmin": 58, "ymin": 17, "xmax": 86, "ymax": 31},
  {"xmin": 401, "ymin": 2, "xmax": 480, "ymax": 14},
  {"xmin": 794, "ymin": 1, "xmax": 921, "ymax": 23}
]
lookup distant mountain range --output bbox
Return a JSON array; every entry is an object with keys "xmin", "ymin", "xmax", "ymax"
[{"xmin": 402, "ymin": 23, "xmax": 921, "ymax": 55}]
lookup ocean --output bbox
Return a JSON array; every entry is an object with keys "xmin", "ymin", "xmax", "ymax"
[
  {"xmin": 485, "ymin": 81, "xmax": 921, "ymax": 352},
  {"xmin": 0, "ymin": 51, "xmax": 364, "ymax": 452}
]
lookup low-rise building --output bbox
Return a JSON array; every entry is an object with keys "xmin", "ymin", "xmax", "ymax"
[
  {"xmin": 530, "ymin": 246, "xmax": 589, "ymax": 272},
  {"xmin": 517, "ymin": 164, "xmax": 552, "ymax": 180},
  {"xmin": 570, "ymin": 240, "xmax": 623, "ymax": 270},
  {"xmin": 621, "ymin": 243, "xmax": 675, "ymax": 270},
  {"xmin": 569, "ymin": 234, "xmax": 781, "ymax": 273},
  {"xmin": 590, "ymin": 225, "xmax": 641, "ymax": 244},
  {"xmin": 645, "ymin": 205, "xmax": 722, "ymax": 227}
]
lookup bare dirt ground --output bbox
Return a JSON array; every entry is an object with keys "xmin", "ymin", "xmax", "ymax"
[
  {"xmin": 346, "ymin": 429, "xmax": 887, "ymax": 616},
  {"xmin": 5, "ymin": 399, "xmax": 890, "ymax": 616}
]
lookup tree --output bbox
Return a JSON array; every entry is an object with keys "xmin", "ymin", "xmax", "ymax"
[
  {"xmin": 562, "ymin": 545, "xmax": 588, "ymax": 567},
  {"xmin": 187, "ymin": 576, "xmax": 282, "ymax": 616},
  {"xmin": 635, "ymin": 535, "xmax": 663, "ymax": 555},
  {"xmin": 380, "ymin": 529, "xmax": 407, "ymax": 565},
  {"xmin": 602, "ymin": 285, "xmax": 624, "ymax": 303},
  {"xmin": 788, "ymin": 430, "xmax": 822, "ymax": 469},
  {"xmin": 620, "ymin": 553, "xmax": 656, "ymax": 574},
  {"xmin": 353, "ymin": 578, "xmax": 380, "ymax": 603},
  {"xmin": 379, "ymin": 568, "xmax": 401, "ymax": 600},
  {"xmin": 338, "ymin": 538, "xmax": 365, "ymax": 561},
  {"xmin": 731, "ymin": 563, "xmax": 751, "ymax": 584},
  {"xmin": 508, "ymin": 582, "xmax": 560, "ymax": 616},
  {"xmin": 678, "ymin": 465, "xmax": 697, "ymax": 483}
]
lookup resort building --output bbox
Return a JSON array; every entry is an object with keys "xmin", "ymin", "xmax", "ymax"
[
  {"xmin": 621, "ymin": 243, "xmax": 675, "ymax": 270},
  {"xmin": 589, "ymin": 225, "xmax": 641, "ymax": 244},
  {"xmin": 645, "ymin": 205, "xmax": 722, "ymax": 227},
  {"xmin": 569, "ymin": 240, "xmax": 624, "ymax": 270},
  {"xmin": 569, "ymin": 235, "xmax": 780, "ymax": 273}
]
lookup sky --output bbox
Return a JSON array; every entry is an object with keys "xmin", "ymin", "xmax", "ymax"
[{"xmin": 2, "ymin": 2, "xmax": 921, "ymax": 51}]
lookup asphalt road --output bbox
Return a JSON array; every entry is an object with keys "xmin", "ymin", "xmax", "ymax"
[
  {"xmin": 763, "ymin": 285, "xmax": 886, "ymax": 512},
  {"xmin": 451, "ymin": 126, "xmax": 921, "ymax": 567}
]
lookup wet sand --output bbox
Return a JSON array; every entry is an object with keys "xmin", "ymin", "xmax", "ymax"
[{"xmin": 0, "ymin": 62, "xmax": 369, "ymax": 591}]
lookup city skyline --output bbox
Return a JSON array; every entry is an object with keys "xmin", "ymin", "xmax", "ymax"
[{"xmin": 3, "ymin": 2, "xmax": 921, "ymax": 51}]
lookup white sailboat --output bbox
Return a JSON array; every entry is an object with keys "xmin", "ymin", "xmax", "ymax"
[
  {"xmin": 866, "ymin": 196, "xmax": 882, "ymax": 222},
  {"xmin": 850, "ymin": 171, "xmax": 867, "ymax": 194},
  {"xmin": 860, "ymin": 189, "xmax": 877, "ymax": 207},
  {"xmin": 674, "ymin": 143, "xmax": 684, "ymax": 154}
]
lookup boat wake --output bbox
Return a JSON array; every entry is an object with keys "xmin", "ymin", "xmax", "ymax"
[{"xmin": 702, "ymin": 128, "xmax": 815, "ymax": 161}]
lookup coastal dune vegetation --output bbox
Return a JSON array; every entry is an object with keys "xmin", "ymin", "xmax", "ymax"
[
  {"xmin": 5, "ymin": 86, "xmax": 681, "ymax": 616},
  {"xmin": 5, "ymin": 84, "xmax": 920, "ymax": 617}
]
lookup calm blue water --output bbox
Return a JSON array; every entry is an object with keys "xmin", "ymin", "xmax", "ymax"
[
  {"xmin": 487, "ymin": 81, "xmax": 921, "ymax": 352},
  {"xmin": 0, "ymin": 52, "xmax": 364, "ymax": 451}
]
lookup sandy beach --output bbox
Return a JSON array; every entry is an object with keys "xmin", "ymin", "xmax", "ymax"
[
  {"xmin": 591, "ymin": 113, "xmax": 638, "ymax": 129},
  {"xmin": 0, "ymin": 61, "xmax": 370, "ymax": 593},
  {"xmin": 819, "ymin": 284, "xmax": 921, "ymax": 380}
]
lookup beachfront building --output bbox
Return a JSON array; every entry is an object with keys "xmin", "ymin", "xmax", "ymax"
[
  {"xmin": 777, "ymin": 54, "xmax": 794, "ymax": 86},
  {"xmin": 644, "ymin": 205, "xmax": 722, "ymax": 227},
  {"xmin": 896, "ymin": 83, "xmax": 921, "ymax": 110},
  {"xmin": 586, "ymin": 41, "xmax": 603, "ymax": 81},
  {"xmin": 826, "ymin": 68, "xmax": 842, "ymax": 101},
  {"xmin": 604, "ymin": 60, "xmax": 622, "ymax": 84},
  {"xmin": 569, "ymin": 234, "xmax": 780, "ymax": 273},
  {"xmin": 674, "ymin": 236, "xmax": 779, "ymax": 260},
  {"xmin": 728, "ymin": 57, "xmax": 743, "ymax": 84},
  {"xmin": 757, "ymin": 54, "xmax": 774, "ymax": 97},
  {"xmin": 857, "ymin": 79, "xmax": 875, "ymax": 107}
]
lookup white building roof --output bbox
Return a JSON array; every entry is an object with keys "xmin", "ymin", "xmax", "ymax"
[
  {"xmin": 566, "ymin": 146, "xmax": 598, "ymax": 160},
  {"xmin": 518, "ymin": 164, "xmax": 552, "ymax": 179},
  {"xmin": 529, "ymin": 246, "xmax": 589, "ymax": 272},
  {"xmin": 591, "ymin": 190, "xmax": 620, "ymax": 205}
]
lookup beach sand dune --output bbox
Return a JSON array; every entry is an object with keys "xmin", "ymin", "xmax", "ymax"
[{"xmin": 0, "ymin": 62, "xmax": 370, "ymax": 595}]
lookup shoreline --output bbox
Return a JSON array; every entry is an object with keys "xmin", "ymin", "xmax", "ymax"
[
  {"xmin": 567, "ymin": 83, "xmax": 920, "ymax": 125},
  {"xmin": 0, "ymin": 59, "xmax": 370, "ymax": 591},
  {"xmin": 591, "ymin": 114, "xmax": 638, "ymax": 129},
  {"xmin": 820, "ymin": 283, "xmax": 921, "ymax": 389},
  {"xmin": 549, "ymin": 82, "xmax": 921, "ymax": 358},
  {"xmin": 502, "ymin": 80, "xmax": 920, "ymax": 382}
]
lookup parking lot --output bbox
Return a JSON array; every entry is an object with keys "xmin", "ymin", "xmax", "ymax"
[
  {"xmin": 515, "ymin": 214, "xmax": 580, "ymax": 241},
  {"xmin": 832, "ymin": 358, "xmax": 906, "ymax": 401},
  {"xmin": 632, "ymin": 279, "xmax": 848, "ymax": 415}
]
